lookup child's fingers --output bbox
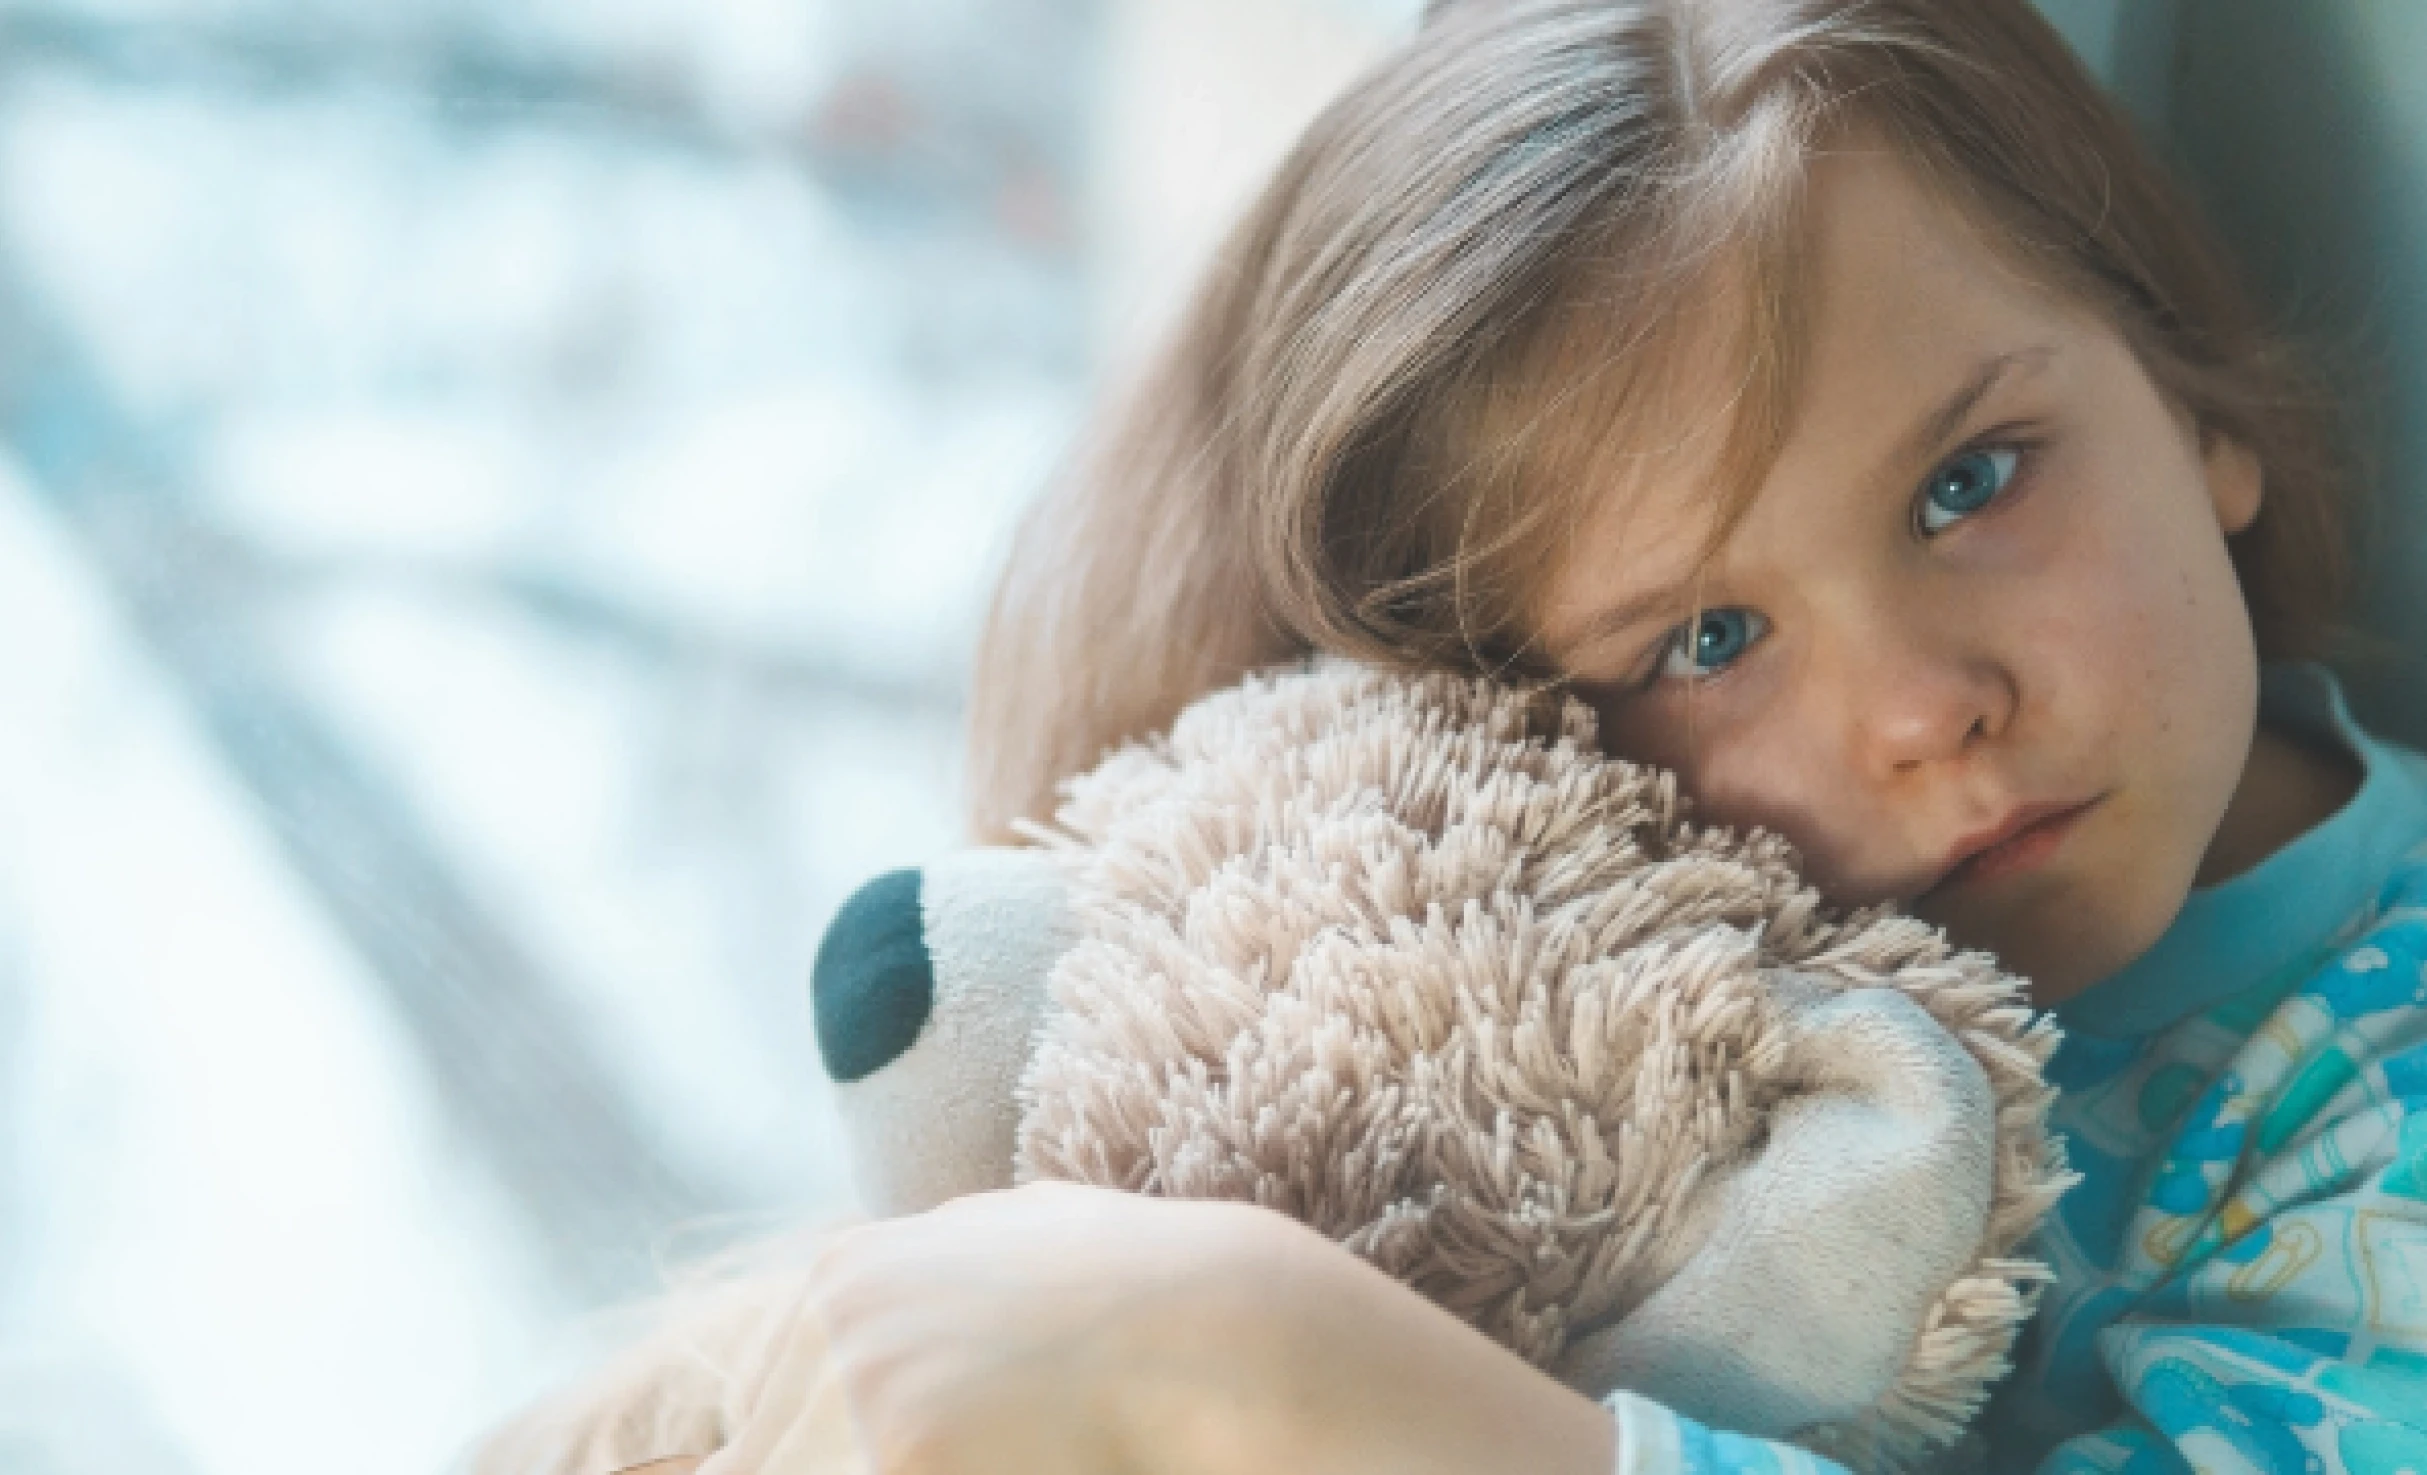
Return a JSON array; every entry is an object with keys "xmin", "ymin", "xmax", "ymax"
[
  {"xmin": 696, "ymin": 1341, "xmax": 869, "ymax": 1475},
  {"xmin": 694, "ymin": 1241, "xmax": 871, "ymax": 1475}
]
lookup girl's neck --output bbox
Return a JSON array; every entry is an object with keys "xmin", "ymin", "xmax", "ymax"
[{"xmin": 2196, "ymin": 720, "xmax": 2362, "ymax": 887}]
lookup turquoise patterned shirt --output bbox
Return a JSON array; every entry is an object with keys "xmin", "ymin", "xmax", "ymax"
[{"xmin": 1609, "ymin": 666, "xmax": 2427, "ymax": 1475}]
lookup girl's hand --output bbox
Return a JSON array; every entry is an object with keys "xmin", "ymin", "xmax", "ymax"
[{"xmin": 698, "ymin": 1180, "xmax": 1617, "ymax": 1475}]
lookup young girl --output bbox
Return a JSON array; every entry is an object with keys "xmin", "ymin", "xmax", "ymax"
[{"xmin": 489, "ymin": 1, "xmax": 2427, "ymax": 1471}]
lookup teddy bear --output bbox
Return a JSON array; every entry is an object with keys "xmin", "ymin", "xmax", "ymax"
[{"xmin": 809, "ymin": 659, "xmax": 2072, "ymax": 1473}]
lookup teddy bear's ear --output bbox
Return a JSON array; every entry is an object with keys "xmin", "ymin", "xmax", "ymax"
[{"xmin": 811, "ymin": 849, "xmax": 1076, "ymax": 1216}]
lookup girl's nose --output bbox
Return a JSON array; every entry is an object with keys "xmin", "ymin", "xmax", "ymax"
[{"xmin": 1829, "ymin": 615, "xmax": 2017, "ymax": 780}]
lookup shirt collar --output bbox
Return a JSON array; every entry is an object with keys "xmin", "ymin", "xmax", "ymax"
[{"xmin": 2054, "ymin": 662, "xmax": 2427, "ymax": 1039}]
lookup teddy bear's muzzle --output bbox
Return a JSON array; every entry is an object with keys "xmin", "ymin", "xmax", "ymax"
[{"xmin": 1556, "ymin": 978, "xmax": 1998, "ymax": 1441}]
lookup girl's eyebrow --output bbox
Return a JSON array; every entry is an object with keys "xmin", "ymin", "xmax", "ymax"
[{"xmin": 1872, "ymin": 343, "xmax": 2060, "ymax": 493}]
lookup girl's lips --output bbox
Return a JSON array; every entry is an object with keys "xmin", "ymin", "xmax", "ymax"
[{"xmin": 1936, "ymin": 797, "xmax": 2103, "ymax": 890}]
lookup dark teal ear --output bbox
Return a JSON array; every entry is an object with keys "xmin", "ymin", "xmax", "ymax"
[{"xmin": 813, "ymin": 868, "xmax": 934, "ymax": 1084}]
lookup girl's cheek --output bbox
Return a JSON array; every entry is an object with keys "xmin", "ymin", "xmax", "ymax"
[
  {"xmin": 1657, "ymin": 717, "xmax": 1856, "ymax": 876},
  {"xmin": 1596, "ymin": 654, "xmax": 1796, "ymax": 789},
  {"xmin": 2012, "ymin": 470, "xmax": 2169, "ymax": 672}
]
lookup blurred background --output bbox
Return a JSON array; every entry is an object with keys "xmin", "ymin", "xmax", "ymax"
[
  {"xmin": 0, "ymin": 1, "xmax": 2419, "ymax": 1472},
  {"xmin": 0, "ymin": 1, "xmax": 1423, "ymax": 1469}
]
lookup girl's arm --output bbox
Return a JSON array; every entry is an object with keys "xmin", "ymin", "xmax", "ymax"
[
  {"xmin": 477, "ymin": 1179, "xmax": 1866, "ymax": 1475},
  {"xmin": 738, "ymin": 1180, "xmax": 1617, "ymax": 1475},
  {"xmin": 677, "ymin": 1181, "xmax": 1863, "ymax": 1475}
]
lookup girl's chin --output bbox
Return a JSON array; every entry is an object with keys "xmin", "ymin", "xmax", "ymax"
[
  {"xmin": 2017, "ymin": 960, "xmax": 2104, "ymax": 1010},
  {"xmin": 1910, "ymin": 896, "xmax": 2112, "ymax": 1003},
  {"xmin": 1961, "ymin": 909, "xmax": 2171, "ymax": 1008}
]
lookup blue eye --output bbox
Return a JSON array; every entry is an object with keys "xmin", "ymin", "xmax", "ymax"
[
  {"xmin": 1916, "ymin": 447, "xmax": 2020, "ymax": 534},
  {"xmin": 1656, "ymin": 606, "xmax": 1769, "ymax": 681}
]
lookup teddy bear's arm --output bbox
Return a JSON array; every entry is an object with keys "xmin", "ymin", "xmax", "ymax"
[{"xmin": 811, "ymin": 849, "xmax": 1074, "ymax": 1216}]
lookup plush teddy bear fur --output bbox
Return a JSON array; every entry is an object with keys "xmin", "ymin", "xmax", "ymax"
[
  {"xmin": 1015, "ymin": 662, "xmax": 2070, "ymax": 1469},
  {"xmin": 472, "ymin": 660, "xmax": 2070, "ymax": 1475}
]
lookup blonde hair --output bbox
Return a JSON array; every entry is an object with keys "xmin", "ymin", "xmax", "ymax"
[{"xmin": 966, "ymin": 0, "xmax": 2350, "ymax": 843}]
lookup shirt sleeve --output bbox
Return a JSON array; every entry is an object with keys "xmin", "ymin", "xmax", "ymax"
[
  {"xmin": 2031, "ymin": 909, "xmax": 2427, "ymax": 1475},
  {"xmin": 1602, "ymin": 1391, "xmax": 1853, "ymax": 1475}
]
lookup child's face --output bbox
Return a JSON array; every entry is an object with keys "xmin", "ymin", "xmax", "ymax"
[{"xmin": 1537, "ymin": 142, "xmax": 2266, "ymax": 1004}]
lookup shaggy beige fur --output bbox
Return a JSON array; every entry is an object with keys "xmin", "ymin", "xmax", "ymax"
[
  {"xmin": 1016, "ymin": 662, "xmax": 2070, "ymax": 1470},
  {"xmin": 472, "ymin": 661, "xmax": 2068, "ymax": 1474}
]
